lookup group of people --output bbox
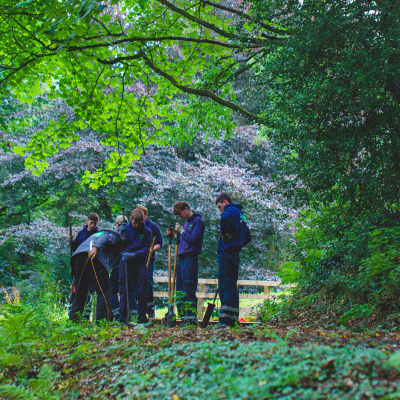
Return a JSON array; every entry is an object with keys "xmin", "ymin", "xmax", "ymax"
[{"xmin": 68, "ymin": 193, "xmax": 251, "ymax": 328}]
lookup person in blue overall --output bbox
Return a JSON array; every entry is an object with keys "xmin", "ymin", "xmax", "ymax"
[
  {"xmin": 173, "ymin": 201, "xmax": 205, "ymax": 326},
  {"xmin": 119, "ymin": 209, "xmax": 152, "ymax": 324},
  {"xmin": 214, "ymin": 193, "xmax": 251, "ymax": 328},
  {"xmin": 68, "ymin": 213, "xmax": 99, "ymax": 320},
  {"xmin": 136, "ymin": 205, "xmax": 163, "ymax": 319},
  {"xmin": 109, "ymin": 214, "xmax": 128, "ymax": 321}
]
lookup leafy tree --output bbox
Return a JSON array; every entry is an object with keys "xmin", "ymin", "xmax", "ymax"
[
  {"xmin": 0, "ymin": 0, "xmax": 286, "ymax": 185},
  {"xmin": 253, "ymin": 0, "xmax": 400, "ymax": 214}
]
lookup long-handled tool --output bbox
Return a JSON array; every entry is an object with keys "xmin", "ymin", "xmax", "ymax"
[
  {"xmin": 171, "ymin": 231, "xmax": 180, "ymax": 295},
  {"xmin": 121, "ymin": 207, "xmax": 130, "ymax": 324},
  {"xmin": 146, "ymin": 236, "xmax": 157, "ymax": 269},
  {"xmin": 165, "ymin": 226, "xmax": 176, "ymax": 327},
  {"xmin": 166, "ymin": 230, "xmax": 180, "ymax": 327},
  {"xmin": 202, "ymin": 288, "xmax": 218, "ymax": 328}
]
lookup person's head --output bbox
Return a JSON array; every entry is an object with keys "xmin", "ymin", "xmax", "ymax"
[
  {"xmin": 131, "ymin": 209, "xmax": 144, "ymax": 229},
  {"xmin": 215, "ymin": 193, "xmax": 232, "ymax": 212},
  {"xmin": 136, "ymin": 205, "xmax": 148, "ymax": 221},
  {"xmin": 115, "ymin": 215, "xmax": 128, "ymax": 229},
  {"xmin": 173, "ymin": 201, "xmax": 193, "ymax": 221},
  {"xmin": 86, "ymin": 212, "xmax": 99, "ymax": 231}
]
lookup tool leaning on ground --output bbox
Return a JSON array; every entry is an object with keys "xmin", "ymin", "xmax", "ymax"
[
  {"xmin": 202, "ymin": 288, "xmax": 218, "ymax": 328},
  {"xmin": 168, "ymin": 229, "xmax": 180, "ymax": 327},
  {"xmin": 165, "ymin": 226, "xmax": 179, "ymax": 327},
  {"xmin": 121, "ymin": 207, "xmax": 130, "ymax": 324}
]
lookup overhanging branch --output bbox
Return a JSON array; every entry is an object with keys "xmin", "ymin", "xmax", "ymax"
[{"xmin": 142, "ymin": 54, "xmax": 268, "ymax": 124}]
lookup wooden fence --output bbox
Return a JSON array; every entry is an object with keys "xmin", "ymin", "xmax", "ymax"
[{"xmin": 153, "ymin": 277, "xmax": 286, "ymax": 318}]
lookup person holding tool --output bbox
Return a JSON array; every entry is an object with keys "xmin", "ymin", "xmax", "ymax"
[
  {"xmin": 69, "ymin": 227, "xmax": 127, "ymax": 322},
  {"xmin": 173, "ymin": 201, "xmax": 205, "ymax": 327},
  {"xmin": 136, "ymin": 205, "xmax": 163, "ymax": 319},
  {"xmin": 109, "ymin": 214, "xmax": 128, "ymax": 321},
  {"xmin": 119, "ymin": 209, "xmax": 152, "ymax": 325},
  {"xmin": 68, "ymin": 212, "xmax": 100, "ymax": 320},
  {"xmin": 214, "ymin": 193, "xmax": 251, "ymax": 329}
]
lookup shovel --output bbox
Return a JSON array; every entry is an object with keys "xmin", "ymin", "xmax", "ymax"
[
  {"xmin": 165, "ymin": 228, "xmax": 180, "ymax": 327},
  {"xmin": 201, "ymin": 288, "xmax": 219, "ymax": 328}
]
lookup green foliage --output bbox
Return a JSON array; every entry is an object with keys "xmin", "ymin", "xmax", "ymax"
[
  {"xmin": 1, "ymin": 286, "xmax": 400, "ymax": 399},
  {"xmin": 0, "ymin": 0, "xmax": 271, "ymax": 186},
  {"xmin": 262, "ymin": 208, "xmax": 400, "ymax": 327},
  {"xmin": 89, "ymin": 341, "xmax": 400, "ymax": 399},
  {"xmin": 256, "ymin": 0, "xmax": 400, "ymax": 215},
  {"xmin": 0, "ymin": 365, "xmax": 62, "ymax": 400}
]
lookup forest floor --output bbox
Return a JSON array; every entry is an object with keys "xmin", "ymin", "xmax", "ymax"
[{"xmin": 4, "ymin": 322, "xmax": 400, "ymax": 400}]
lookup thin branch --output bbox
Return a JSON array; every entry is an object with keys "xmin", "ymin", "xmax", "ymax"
[
  {"xmin": 202, "ymin": 0, "xmax": 290, "ymax": 35},
  {"xmin": 142, "ymin": 54, "xmax": 268, "ymax": 124}
]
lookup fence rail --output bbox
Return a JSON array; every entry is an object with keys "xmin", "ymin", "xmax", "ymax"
[{"xmin": 153, "ymin": 276, "xmax": 293, "ymax": 318}]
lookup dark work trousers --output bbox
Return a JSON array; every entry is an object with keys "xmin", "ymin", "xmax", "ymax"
[
  {"xmin": 176, "ymin": 253, "xmax": 198, "ymax": 320},
  {"xmin": 110, "ymin": 268, "xmax": 120, "ymax": 320},
  {"xmin": 119, "ymin": 260, "xmax": 148, "ymax": 324},
  {"xmin": 70, "ymin": 255, "xmax": 111, "ymax": 321},
  {"xmin": 218, "ymin": 251, "xmax": 240, "ymax": 326},
  {"xmin": 68, "ymin": 282, "xmax": 96, "ymax": 320},
  {"xmin": 147, "ymin": 259, "xmax": 155, "ymax": 315}
]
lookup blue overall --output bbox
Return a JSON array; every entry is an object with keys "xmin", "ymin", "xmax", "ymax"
[
  {"xmin": 176, "ymin": 213, "xmax": 205, "ymax": 322},
  {"xmin": 145, "ymin": 217, "xmax": 163, "ymax": 315},
  {"xmin": 119, "ymin": 221, "xmax": 152, "ymax": 324},
  {"xmin": 176, "ymin": 253, "xmax": 199, "ymax": 319},
  {"xmin": 217, "ymin": 203, "xmax": 251, "ymax": 326}
]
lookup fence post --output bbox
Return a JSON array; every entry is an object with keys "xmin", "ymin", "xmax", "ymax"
[
  {"xmin": 197, "ymin": 283, "xmax": 206, "ymax": 319},
  {"xmin": 264, "ymin": 285, "xmax": 270, "ymax": 298}
]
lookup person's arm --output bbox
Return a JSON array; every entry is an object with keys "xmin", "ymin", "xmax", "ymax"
[
  {"xmin": 88, "ymin": 232, "xmax": 112, "ymax": 259},
  {"xmin": 133, "ymin": 230, "xmax": 152, "ymax": 258},
  {"xmin": 184, "ymin": 219, "xmax": 205, "ymax": 245},
  {"xmin": 220, "ymin": 210, "xmax": 237, "ymax": 236},
  {"xmin": 153, "ymin": 225, "xmax": 163, "ymax": 251},
  {"xmin": 71, "ymin": 233, "xmax": 80, "ymax": 252},
  {"xmin": 244, "ymin": 225, "xmax": 251, "ymax": 247}
]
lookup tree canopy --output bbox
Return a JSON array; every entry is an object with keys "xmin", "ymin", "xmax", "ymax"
[{"xmin": 0, "ymin": 0, "xmax": 288, "ymax": 186}]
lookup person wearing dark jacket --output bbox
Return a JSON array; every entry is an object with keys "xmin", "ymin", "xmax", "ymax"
[
  {"xmin": 68, "ymin": 213, "xmax": 99, "ymax": 320},
  {"xmin": 69, "ymin": 229, "xmax": 127, "ymax": 321},
  {"xmin": 110, "ymin": 215, "xmax": 128, "ymax": 321},
  {"xmin": 136, "ymin": 205, "xmax": 163, "ymax": 319},
  {"xmin": 119, "ymin": 209, "xmax": 152, "ymax": 324},
  {"xmin": 173, "ymin": 201, "xmax": 205, "ymax": 326},
  {"xmin": 214, "ymin": 193, "xmax": 251, "ymax": 328}
]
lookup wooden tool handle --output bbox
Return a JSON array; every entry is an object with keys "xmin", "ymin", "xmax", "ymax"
[
  {"xmin": 146, "ymin": 236, "xmax": 157, "ymax": 269},
  {"xmin": 172, "ymin": 232, "xmax": 180, "ymax": 292}
]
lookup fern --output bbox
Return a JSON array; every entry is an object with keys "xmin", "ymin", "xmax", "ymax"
[{"xmin": 0, "ymin": 365, "xmax": 62, "ymax": 399}]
